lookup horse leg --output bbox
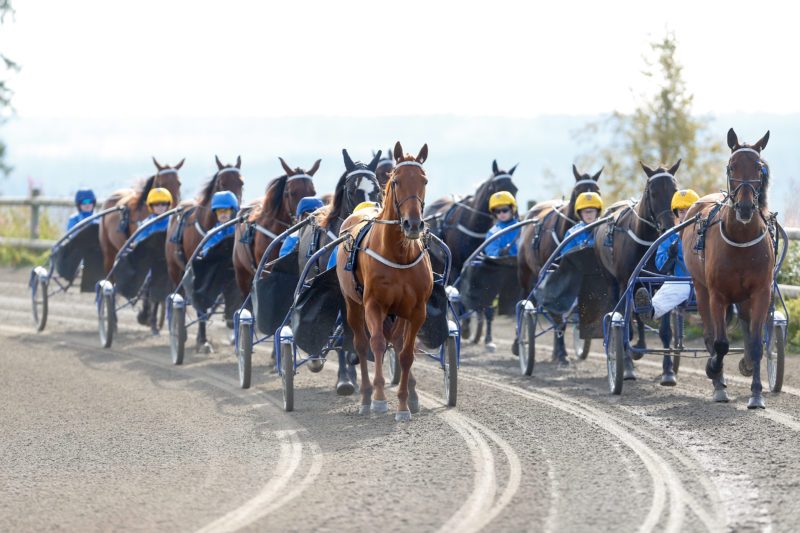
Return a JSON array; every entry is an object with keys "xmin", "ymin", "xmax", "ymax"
[
  {"xmin": 472, "ymin": 312, "xmax": 484, "ymax": 344},
  {"xmin": 703, "ymin": 290, "xmax": 731, "ymax": 402},
  {"xmin": 745, "ymin": 295, "xmax": 769, "ymax": 409},
  {"xmin": 552, "ymin": 320, "xmax": 568, "ymax": 364},
  {"xmin": 659, "ymin": 314, "xmax": 676, "ymax": 386},
  {"xmin": 345, "ymin": 299, "xmax": 372, "ymax": 414},
  {"xmin": 407, "ymin": 369, "xmax": 419, "ymax": 414},
  {"xmin": 484, "ymin": 307, "xmax": 496, "ymax": 352},
  {"xmin": 149, "ymin": 300, "xmax": 160, "ymax": 335},
  {"xmin": 335, "ymin": 349, "xmax": 355, "ymax": 396},
  {"xmin": 396, "ymin": 316, "xmax": 424, "ymax": 421},
  {"xmin": 364, "ymin": 302, "xmax": 388, "ymax": 414},
  {"xmin": 634, "ymin": 314, "xmax": 647, "ymax": 350},
  {"xmin": 196, "ymin": 317, "xmax": 212, "ymax": 353},
  {"xmin": 137, "ymin": 293, "xmax": 150, "ymax": 325}
]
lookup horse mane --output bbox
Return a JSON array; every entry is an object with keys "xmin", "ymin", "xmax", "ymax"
[
  {"xmin": 323, "ymin": 172, "xmax": 348, "ymax": 229},
  {"xmin": 261, "ymin": 174, "xmax": 289, "ymax": 219},
  {"xmin": 134, "ymin": 175, "xmax": 157, "ymax": 210},
  {"xmin": 196, "ymin": 173, "xmax": 219, "ymax": 206},
  {"xmin": 759, "ymin": 159, "xmax": 770, "ymax": 209}
]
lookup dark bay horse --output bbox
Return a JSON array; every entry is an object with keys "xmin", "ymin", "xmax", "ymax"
[
  {"xmin": 232, "ymin": 158, "xmax": 318, "ymax": 296},
  {"xmin": 516, "ymin": 164, "xmax": 601, "ymax": 362},
  {"xmin": 683, "ymin": 129, "xmax": 774, "ymax": 408},
  {"xmin": 166, "ymin": 156, "xmax": 245, "ymax": 351},
  {"xmin": 424, "ymin": 160, "xmax": 519, "ymax": 347},
  {"xmin": 375, "ymin": 147, "xmax": 394, "ymax": 189},
  {"xmin": 337, "ymin": 142, "xmax": 432, "ymax": 421},
  {"xmin": 295, "ymin": 149, "xmax": 382, "ymax": 394},
  {"xmin": 593, "ymin": 160, "xmax": 680, "ymax": 379},
  {"xmin": 99, "ymin": 157, "xmax": 184, "ymax": 332}
]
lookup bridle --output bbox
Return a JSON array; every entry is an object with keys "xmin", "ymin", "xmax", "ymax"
[
  {"xmin": 385, "ymin": 161, "xmax": 426, "ymax": 226},
  {"xmin": 640, "ymin": 171, "xmax": 677, "ymax": 233},
  {"xmin": 345, "ymin": 168, "xmax": 381, "ymax": 207},
  {"xmin": 726, "ymin": 147, "xmax": 767, "ymax": 210}
]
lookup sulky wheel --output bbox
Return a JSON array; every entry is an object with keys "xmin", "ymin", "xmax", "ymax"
[
  {"xmin": 571, "ymin": 322, "xmax": 591, "ymax": 360},
  {"xmin": 443, "ymin": 336, "xmax": 458, "ymax": 407},
  {"xmin": 281, "ymin": 341, "xmax": 294, "ymax": 412},
  {"xmin": 31, "ymin": 275, "xmax": 48, "ymax": 332},
  {"xmin": 384, "ymin": 345, "xmax": 400, "ymax": 386},
  {"xmin": 607, "ymin": 321, "xmax": 625, "ymax": 395},
  {"xmin": 517, "ymin": 310, "xmax": 536, "ymax": 376},
  {"xmin": 766, "ymin": 322, "xmax": 785, "ymax": 393},
  {"xmin": 98, "ymin": 291, "xmax": 116, "ymax": 348},
  {"xmin": 237, "ymin": 321, "xmax": 252, "ymax": 389},
  {"xmin": 169, "ymin": 303, "xmax": 186, "ymax": 366}
]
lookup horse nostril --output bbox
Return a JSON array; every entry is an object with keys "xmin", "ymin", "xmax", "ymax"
[{"xmin": 402, "ymin": 220, "xmax": 411, "ymax": 231}]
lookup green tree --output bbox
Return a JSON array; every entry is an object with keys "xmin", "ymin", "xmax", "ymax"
[
  {"xmin": 1, "ymin": 0, "xmax": 17, "ymax": 177},
  {"xmin": 574, "ymin": 32, "xmax": 726, "ymax": 201}
]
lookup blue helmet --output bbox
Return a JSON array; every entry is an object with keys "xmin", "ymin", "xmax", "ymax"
[
  {"xmin": 296, "ymin": 197, "xmax": 324, "ymax": 217},
  {"xmin": 74, "ymin": 189, "xmax": 96, "ymax": 207},
  {"xmin": 211, "ymin": 190, "xmax": 239, "ymax": 211}
]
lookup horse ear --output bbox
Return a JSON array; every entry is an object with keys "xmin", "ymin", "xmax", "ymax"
[
  {"xmin": 342, "ymin": 149, "xmax": 355, "ymax": 172},
  {"xmin": 640, "ymin": 161, "xmax": 655, "ymax": 177},
  {"xmin": 235, "ymin": 155, "xmax": 241, "ymax": 169},
  {"xmin": 394, "ymin": 142, "xmax": 404, "ymax": 162},
  {"xmin": 152, "ymin": 157, "xmax": 164, "ymax": 171},
  {"xmin": 509, "ymin": 163, "xmax": 518, "ymax": 175},
  {"xmin": 416, "ymin": 144, "xmax": 428, "ymax": 164},
  {"xmin": 572, "ymin": 164, "xmax": 582, "ymax": 181},
  {"xmin": 592, "ymin": 167, "xmax": 603, "ymax": 181},
  {"xmin": 754, "ymin": 130, "xmax": 770, "ymax": 151},
  {"xmin": 215, "ymin": 155, "xmax": 224, "ymax": 170},
  {"xmin": 278, "ymin": 157, "xmax": 293, "ymax": 175},
  {"xmin": 368, "ymin": 150, "xmax": 382, "ymax": 171},
  {"xmin": 727, "ymin": 128, "xmax": 739, "ymax": 150},
  {"xmin": 308, "ymin": 159, "xmax": 321, "ymax": 176},
  {"xmin": 174, "ymin": 158, "xmax": 185, "ymax": 170},
  {"xmin": 668, "ymin": 159, "xmax": 682, "ymax": 176},
  {"xmin": 492, "ymin": 160, "xmax": 499, "ymax": 174}
]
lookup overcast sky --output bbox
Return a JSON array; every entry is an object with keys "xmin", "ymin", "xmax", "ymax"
[{"xmin": 2, "ymin": 0, "xmax": 797, "ymax": 119}]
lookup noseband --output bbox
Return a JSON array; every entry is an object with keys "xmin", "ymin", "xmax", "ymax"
[
  {"xmin": 642, "ymin": 171, "xmax": 676, "ymax": 233},
  {"xmin": 726, "ymin": 147, "xmax": 766, "ymax": 210},
  {"xmin": 387, "ymin": 161, "xmax": 426, "ymax": 226}
]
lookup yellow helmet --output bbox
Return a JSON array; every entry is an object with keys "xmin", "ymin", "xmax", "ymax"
[
  {"xmin": 489, "ymin": 191, "xmax": 517, "ymax": 211},
  {"xmin": 146, "ymin": 187, "xmax": 173, "ymax": 211},
  {"xmin": 574, "ymin": 191, "xmax": 603, "ymax": 215},
  {"xmin": 353, "ymin": 201, "xmax": 380, "ymax": 213},
  {"xmin": 671, "ymin": 189, "xmax": 700, "ymax": 211}
]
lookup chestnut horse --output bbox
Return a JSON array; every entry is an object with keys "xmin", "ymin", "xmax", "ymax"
[
  {"xmin": 593, "ymin": 160, "xmax": 679, "ymax": 380},
  {"xmin": 232, "ymin": 158, "xmax": 318, "ymax": 296},
  {"xmin": 165, "ymin": 156, "xmax": 245, "ymax": 350},
  {"xmin": 683, "ymin": 129, "xmax": 774, "ymax": 408},
  {"xmin": 516, "ymin": 164, "xmax": 601, "ymax": 362},
  {"xmin": 98, "ymin": 157, "xmax": 184, "ymax": 331},
  {"xmin": 337, "ymin": 142, "xmax": 431, "ymax": 421}
]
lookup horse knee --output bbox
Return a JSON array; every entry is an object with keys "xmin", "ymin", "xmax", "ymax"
[{"xmin": 713, "ymin": 340, "xmax": 729, "ymax": 357}]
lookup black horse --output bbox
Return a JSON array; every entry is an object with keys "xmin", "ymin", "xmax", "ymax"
[
  {"xmin": 593, "ymin": 160, "xmax": 680, "ymax": 379},
  {"xmin": 425, "ymin": 160, "xmax": 519, "ymax": 350},
  {"xmin": 296, "ymin": 148, "xmax": 383, "ymax": 393}
]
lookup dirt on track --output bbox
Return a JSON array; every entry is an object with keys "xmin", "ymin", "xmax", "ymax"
[{"xmin": 2, "ymin": 266, "xmax": 800, "ymax": 532}]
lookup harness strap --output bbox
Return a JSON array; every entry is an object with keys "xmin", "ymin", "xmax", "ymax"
[
  {"xmin": 456, "ymin": 224, "xmax": 487, "ymax": 239},
  {"xmin": 550, "ymin": 230, "xmax": 561, "ymax": 246},
  {"xmin": 194, "ymin": 220, "xmax": 208, "ymax": 238},
  {"xmin": 626, "ymin": 228, "xmax": 655, "ymax": 246},
  {"xmin": 719, "ymin": 223, "xmax": 767, "ymax": 248},
  {"xmin": 552, "ymin": 205, "xmax": 577, "ymax": 225},
  {"xmin": 364, "ymin": 247, "xmax": 426, "ymax": 269},
  {"xmin": 694, "ymin": 202, "xmax": 725, "ymax": 252},
  {"xmin": 254, "ymin": 224, "xmax": 279, "ymax": 240}
]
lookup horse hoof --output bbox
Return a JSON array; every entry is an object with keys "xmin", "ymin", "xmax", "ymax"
[
  {"xmin": 558, "ymin": 358, "xmax": 570, "ymax": 368},
  {"xmin": 371, "ymin": 400, "xmax": 388, "ymax": 413},
  {"xmin": 308, "ymin": 359, "xmax": 325, "ymax": 373},
  {"xmin": 196, "ymin": 342, "xmax": 213, "ymax": 354},
  {"xmin": 395, "ymin": 411, "xmax": 411, "ymax": 422},
  {"xmin": 358, "ymin": 404, "xmax": 370, "ymax": 416},
  {"xmin": 485, "ymin": 342, "xmax": 497, "ymax": 353},
  {"xmin": 336, "ymin": 380, "xmax": 355, "ymax": 396},
  {"xmin": 747, "ymin": 395, "xmax": 766, "ymax": 409},
  {"xmin": 660, "ymin": 372, "xmax": 677, "ymax": 386},
  {"xmin": 712, "ymin": 389, "xmax": 730, "ymax": 403},
  {"xmin": 631, "ymin": 350, "xmax": 644, "ymax": 361},
  {"xmin": 623, "ymin": 358, "xmax": 637, "ymax": 380},
  {"xmin": 151, "ymin": 329, "xmax": 160, "ymax": 337},
  {"xmin": 738, "ymin": 357, "xmax": 754, "ymax": 377},
  {"xmin": 408, "ymin": 398, "xmax": 420, "ymax": 414},
  {"xmin": 511, "ymin": 340, "xmax": 519, "ymax": 356}
]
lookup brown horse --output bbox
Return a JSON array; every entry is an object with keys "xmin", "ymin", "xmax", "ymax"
[
  {"xmin": 337, "ymin": 142, "xmax": 431, "ymax": 421},
  {"xmin": 98, "ymin": 157, "xmax": 184, "ymax": 331},
  {"xmin": 516, "ymin": 164, "xmax": 601, "ymax": 362},
  {"xmin": 683, "ymin": 129, "xmax": 774, "ymax": 408},
  {"xmin": 165, "ymin": 156, "xmax": 245, "ymax": 350},
  {"xmin": 375, "ymin": 147, "xmax": 394, "ymax": 189},
  {"xmin": 593, "ymin": 160, "xmax": 680, "ymax": 379},
  {"xmin": 232, "ymin": 158, "xmax": 318, "ymax": 296}
]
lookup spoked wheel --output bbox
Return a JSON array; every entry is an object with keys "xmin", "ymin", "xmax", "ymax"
[
  {"xmin": 31, "ymin": 275, "xmax": 48, "ymax": 332},
  {"xmin": 384, "ymin": 345, "xmax": 400, "ymax": 386},
  {"xmin": 281, "ymin": 341, "xmax": 294, "ymax": 412},
  {"xmin": 766, "ymin": 322, "xmax": 785, "ymax": 393},
  {"xmin": 443, "ymin": 337, "xmax": 458, "ymax": 407},
  {"xmin": 98, "ymin": 292, "xmax": 115, "ymax": 348},
  {"xmin": 237, "ymin": 321, "xmax": 252, "ymax": 389},
  {"xmin": 571, "ymin": 322, "xmax": 591, "ymax": 360},
  {"xmin": 670, "ymin": 309, "xmax": 683, "ymax": 374},
  {"xmin": 169, "ymin": 304, "xmax": 186, "ymax": 365},
  {"xmin": 517, "ymin": 310, "xmax": 536, "ymax": 376},
  {"xmin": 607, "ymin": 322, "xmax": 625, "ymax": 395}
]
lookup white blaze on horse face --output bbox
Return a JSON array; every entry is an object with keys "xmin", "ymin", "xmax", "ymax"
[{"xmin": 357, "ymin": 176, "xmax": 377, "ymax": 196}]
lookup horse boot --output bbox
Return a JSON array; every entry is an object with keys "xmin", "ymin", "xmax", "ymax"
[
  {"xmin": 551, "ymin": 327, "xmax": 568, "ymax": 365},
  {"xmin": 738, "ymin": 356, "xmax": 754, "ymax": 377},
  {"xmin": 335, "ymin": 350, "xmax": 355, "ymax": 396},
  {"xmin": 661, "ymin": 356, "xmax": 677, "ymax": 386},
  {"xmin": 137, "ymin": 306, "xmax": 150, "ymax": 326},
  {"xmin": 623, "ymin": 350, "xmax": 637, "ymax": 380},
  {"xmin": 484, "ymin": 307, "xmax": 497, "ymax": 353},
  {"xmin": 712, "ymin": 373, "xmax": 729, "ymax": 403},
  {"xmin": 149, "ymin": 304, "xmax": 160, "ymax": 336}
]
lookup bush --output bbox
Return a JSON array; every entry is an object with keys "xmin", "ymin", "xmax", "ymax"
[
  {"xmin": 777, "ymin": 240, "xmax": 800, "ymax": 286},
  {"xmin": 0, "ymin": 245, "xmax": 48, "ymax": 267},
  {"xmin": 783, "ymin": 297, "xmax": 800, "ymax": 351}
]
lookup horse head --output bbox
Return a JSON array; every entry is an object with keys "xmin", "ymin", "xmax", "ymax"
[
  {"xmin": 390, "ymin": 141, "xmax": 429, "ymax": 239},
  {"xmin": 152, "ymin": 157, "xmax": 185, "ymax": 206},
  {"xmin": 475, "ymin": 160, "xmax": 519, "ymax": 212},
  {"xmin": 278, "ymin": 157, "xmax": 319, "ymax": 218},
  {"xmin": 726, "ymin": 128, "xmax": 770, "ymax": 224},
  {"xmin": 342, "ymin": 148, "xmax": 383, "ymax": 209},
  {"xmin": 211, "ymin": 155, "xmax": 245, "ymax": 203},
  {"xmin": 570, "ymin": 164, "xmax": 602, "ymax": 205},
  {"xmin": 639, "ymin": 159, "xmax": 681, "ymax": 232},
  {"xmin": 375, "ymin": 147, "xmax": 395, "ymax": 189}
]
